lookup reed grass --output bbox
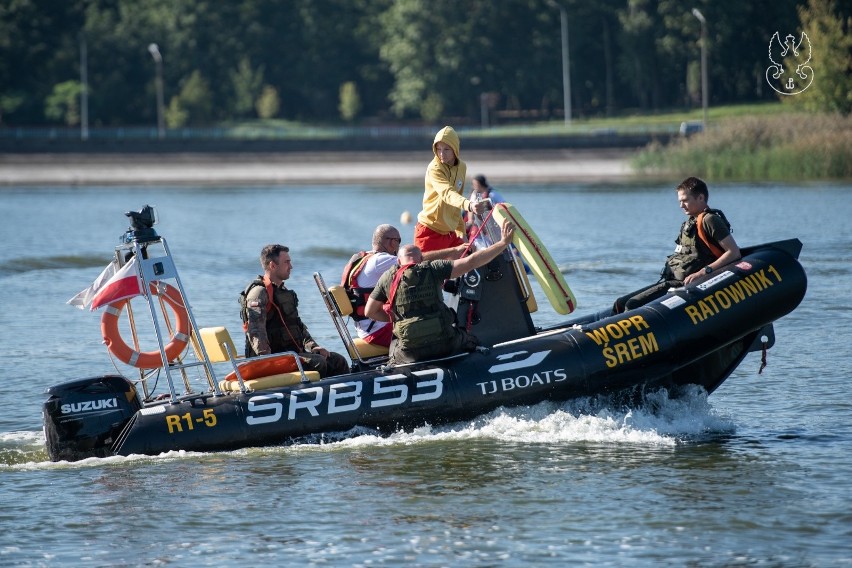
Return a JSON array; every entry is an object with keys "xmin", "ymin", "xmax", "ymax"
[{"xmin": 633, "ymin": 113, "xmax": 852, "ymax": 181}]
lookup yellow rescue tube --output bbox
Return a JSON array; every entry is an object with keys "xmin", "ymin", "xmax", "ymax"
[{"xmin": 491, "ymin": 203, "xmax": 576, "ymax": 315}]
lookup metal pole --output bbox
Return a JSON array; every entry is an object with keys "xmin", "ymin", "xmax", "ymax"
[
  {"xmin": 148, "ymin": 43, "xmax": 165, "ymax": 139},
  {"xmin": 692, "ymin": 9, "xmax": 708, "ymax": 129},
  {"xmin": 560, "ymin": 6, "xmax": 571, "ymax": 126},
  {"xmin": 79, "ymin": 33, "xmax": 88, "ymax": 141}
]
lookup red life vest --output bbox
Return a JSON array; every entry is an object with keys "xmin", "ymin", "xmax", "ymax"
[
  {"xmin": 383, "ymin": 262, "xmax": 416, "ymax": 322},
  {"xmin": 341, "ymin": 251, "xmax": 376, "ymax": 320}
]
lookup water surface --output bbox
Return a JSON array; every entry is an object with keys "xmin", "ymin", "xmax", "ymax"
[{"xmin": 1, "ymin": 181, "xmax": 850, "ymax": 566}]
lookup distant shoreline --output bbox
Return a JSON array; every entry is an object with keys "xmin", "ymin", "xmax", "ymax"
[{"xmin": 0, "ymin": 148, "xmax": 641, "ymax": 186}]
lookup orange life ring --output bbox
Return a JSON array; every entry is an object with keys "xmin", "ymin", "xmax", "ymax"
[
  {"xmin": 224, "ymin": 354, "xmax": 300, "ymax": 382},
  {"xmin": 100, "ymin": 282, "xmax": 190, "ymax": 369}
]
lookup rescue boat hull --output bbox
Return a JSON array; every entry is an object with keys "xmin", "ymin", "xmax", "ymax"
[{"xmin": 43, "ymin": 240, "xmax": 806, "ymax": 461}]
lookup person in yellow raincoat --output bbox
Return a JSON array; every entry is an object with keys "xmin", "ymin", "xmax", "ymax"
[{"xmin": 414, "ymin": 126, "xmax": 488, "ymax": 258}]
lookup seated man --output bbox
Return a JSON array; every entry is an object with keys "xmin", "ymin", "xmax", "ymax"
[
  {"xmin": 614, "ymin": 176, "xmax": 741, "ymax": 313},
  {"xmin": 343, "ymin": 224, "xmax": 475, "ymax": 348},
  {"xmin": 364, "ymin": 220, "xmax": 515, "ymax": 365},
  {"xmin": 341, "ymin": 224, "xmax": 402, "ymax": 348},
  {"xmin": 240, "ymin": 244, "xmax": 350, "ymax": 377}
]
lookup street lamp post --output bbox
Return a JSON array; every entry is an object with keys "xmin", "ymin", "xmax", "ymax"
[
  {"xmin": 79, "ymin": 33, "xmax": 88, "ymax": 141},
  {"xmin": 692, "ymin": 8, "xmax": 708, "ymax": 130},
  {"xmin": 559, "ymin": 5, "xmax": 571, "ymax": 126},
  {"xmin": 147, "ymin": 43, "xmax": 165, "ymax": 139},
  {"xmin": 546, "ymin": 1, "xmax": 572, "ymax": 126}
]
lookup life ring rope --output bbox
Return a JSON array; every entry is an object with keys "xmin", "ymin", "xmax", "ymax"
[{"xmin": 100, "ymin": 281, "xmax": 190, "ymax": 369}]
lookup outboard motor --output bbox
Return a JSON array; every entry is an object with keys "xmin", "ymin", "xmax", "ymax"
[{"xmin": 43, "ymin": 375, "xmax": 141, "ymax": 461}]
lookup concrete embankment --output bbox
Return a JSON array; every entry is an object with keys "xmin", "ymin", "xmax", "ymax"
[{"xmin": 0, "ymin": 148, "xmax": 641, "ymax": 186}]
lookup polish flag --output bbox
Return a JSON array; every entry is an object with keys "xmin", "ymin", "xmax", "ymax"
[
  {"xmin": 89, "ymin": 257, "xmax": 141, "ymax": 310},
  {"xmin": 67, "ymin": 257, "xmax": 142, "ymax": 311},
  {"xmin": 67, "ymin": 259, "xmax": 118, "ymax": 309}
]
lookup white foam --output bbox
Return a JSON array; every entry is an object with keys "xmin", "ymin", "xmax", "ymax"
[{"xmin": 296, "ymin": 386, "xmax": 735, "ymax": 451}]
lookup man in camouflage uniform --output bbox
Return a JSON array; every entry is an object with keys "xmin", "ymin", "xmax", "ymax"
[
  {"xmin": 364, "ymin": 221, "xmax": 515, "ymax": 365},
  {"xmin": 241, "ymin": 244, "xmax": 349, "ymax": 377}
]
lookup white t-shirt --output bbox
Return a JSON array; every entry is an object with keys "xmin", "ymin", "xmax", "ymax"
[{"xmin": 354, "ymin": 251, "xmax": 398, "ymax": 338}]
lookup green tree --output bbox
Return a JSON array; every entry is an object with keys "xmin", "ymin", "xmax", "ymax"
[
  {"xmin": 704, "ymin": 0, "xmax": 800, "ymax": 104},
  {"xmin": 788, "ymin": 0, "xmax": 852, "ymax": 114},
  {"xmin": 0, "ymin": 0, "xmax": 820, "ymax": 126},
  {"xmin": 82, "ymin": 0, "xmax": 193, "ymax": 126},
  {"xmin": 175, "ymin": 70, "xmax": 213, "ymax": 125},
  {"xmin": 378, "ymin": 0, "xmax": 438, "ymax": 118},
  {"xmin": 165, "ymin": 96, "xmax": 188, "ymax": 128},
  {"xmin": 378, "ymin": 0, "xmax": 563, "ymax": 120},
  {"xmin": 617, "ymin": 0, "xmax": 661, "ymax": 110},
  {"xmin": 0, "ymin": 93, "xmax": 25, "ymax": 124},
  {"xmin": 558, "ymin": 0, "xmax": 624, "ymax": 117},
  {"xmin": 232, "ymin": 58, "xmax": 265, "ymax": 117},
  {"xmin": 256, "ymin": 85, "xmax": 280, "ymax": 119},
  {"xmin": 420, "ymin": 93, "xmax": 444, "ymax": 122},
  {"xmin": 0, "ymin": 0, "xmax": 86, "ymax": 125},
  {"xmin": 45, "ymin": 81, "xmax": 82, "ymax": 125},
  {"xmin": 339, "ymin": 81, "xmax": 361, "ymax": 122}
]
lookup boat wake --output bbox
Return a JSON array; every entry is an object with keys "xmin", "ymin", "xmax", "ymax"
[
  {"xmin": 311, "ymin": 384, "xmax": 735, "ymax": 450},
  {"xmin": 3, "ymin": 386, "xmax": 734, "ymax": 469}
]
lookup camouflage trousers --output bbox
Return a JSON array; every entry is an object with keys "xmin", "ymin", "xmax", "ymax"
[{"xmin": 389, "ymin": 327, "xmax": 480, "ymax": 365}]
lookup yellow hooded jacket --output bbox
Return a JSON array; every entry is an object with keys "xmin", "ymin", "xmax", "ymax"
[{"xmin": 417, "ymin": 126, "xmax": 470, "ymax": 237}]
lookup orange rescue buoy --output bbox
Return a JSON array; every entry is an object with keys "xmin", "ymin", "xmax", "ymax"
[
  {"xmin": 100, "ymin": 282, "xmax": 190, "ymax": 369},
  {"xmin": 223, "ymin": 354, "xmax": 300, "ymax": 382}
]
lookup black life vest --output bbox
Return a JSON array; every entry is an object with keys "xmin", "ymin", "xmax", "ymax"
[
  {"xmin": 666, "ymin": 208, "xmax": 732, "ymax": 281},
  {"xmin": 341, "ymin": 251, "xmax": 375, "ymax": 321},
  {"xmin": 385, "ymin": 262, "xmax": 456, "ymax": 350},
  {"xmin": 239, "ymin": 276, "xmax": 274, "ymax": 330}
]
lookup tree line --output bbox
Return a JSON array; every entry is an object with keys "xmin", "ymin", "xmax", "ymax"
[{"xmin": 0, "ymin": 0, "xmax": 848, "ymax": 128}]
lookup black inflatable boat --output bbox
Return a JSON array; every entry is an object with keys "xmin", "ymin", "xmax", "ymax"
[{"xmin": 42, "ymin": 206, "xmax": 807, "ymax": 461}]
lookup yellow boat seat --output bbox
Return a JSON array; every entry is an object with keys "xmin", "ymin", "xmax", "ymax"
[
  {"xmin": 348, "ymin": 338, "xmax": 389, "ymax": 359},
  {"xmin": 328, "ymin": 285, "xmax": 354, "ymax": 317},
  {"xmin": 328, "ymin": 285, "xmax": 389, "ymax": 358},
  {"xmin": 196, "ymin": 326, "xmax": 322, "ymax": 391},
  {"xmin": 197, "ymin": 326, "xmax": 239, "ymax": 362}
]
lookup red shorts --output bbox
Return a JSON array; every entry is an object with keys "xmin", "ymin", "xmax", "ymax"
[
  {"xmin": 363, "ymin": 323, "xmax": 393, "ymax": 348},
  {"xmin": 414, "ymin": 223, "xmax": 464, "ymax": 253}
]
